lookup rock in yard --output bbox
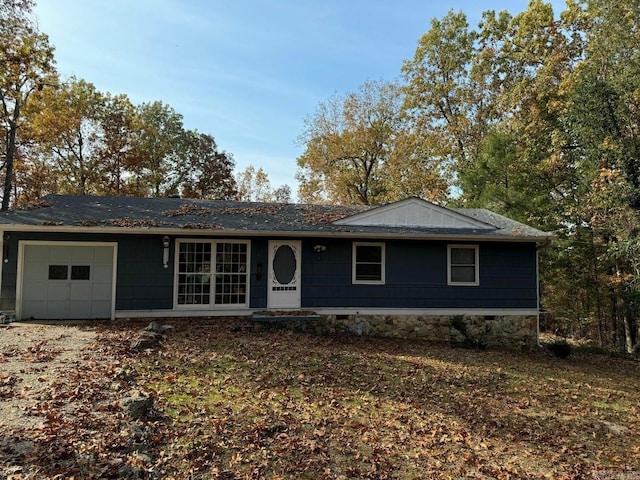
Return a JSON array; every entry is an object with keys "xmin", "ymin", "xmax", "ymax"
[
  {"xmin": 130, "ymin": 331, "xmax": 163, "ymax": 351},
  {"xmin": 144, "ymin": 321, "xmax": 174, "ymax": 334},
  {"xmin": 601, "ymin": 420, "xmax": 630, "ymax": 436},
  {"xmin": 118, "ymin": 464, "xmax": 146, "ymax": 480},
  {"xmin": 122, "ymin": 390, "xmax": 153, "ymax": 420},
  {"xmin": 131, "ymin": 322, "xmax": 173, "ymax": 350}
]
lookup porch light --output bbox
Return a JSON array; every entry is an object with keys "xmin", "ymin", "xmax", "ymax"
[
  {"xmin": 313, "ymin": 244, "xmax": 326, "ymax": 253},
  {"xmin": 162, "ymin": 236, "xmax": 170, "ymax": 268}
]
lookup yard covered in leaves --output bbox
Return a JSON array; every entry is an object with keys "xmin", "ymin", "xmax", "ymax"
[{"xmin": 2, "ymin": 318, "xmax": 640, "ymax": 479}]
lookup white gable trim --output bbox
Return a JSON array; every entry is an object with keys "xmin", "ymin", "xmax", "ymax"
[{"xmin": 333, "ymin": 198, "xmax": 496, "ymax": 230}]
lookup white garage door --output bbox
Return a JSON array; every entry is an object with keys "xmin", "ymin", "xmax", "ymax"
[{"xmin": 21, "ymin": 244, "xmax": 115, "ymax": 320}]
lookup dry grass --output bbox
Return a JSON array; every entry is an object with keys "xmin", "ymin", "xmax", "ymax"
[
  {"xmin": 134, "ymin": 319, "xmax": 640, "ymax": 479},
  {"xmin": 1, "ymin": 318, "xmax": 638, "ymax": 479}
]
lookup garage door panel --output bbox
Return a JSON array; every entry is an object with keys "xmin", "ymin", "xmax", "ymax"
[
  {"xmin": 21, "ymin": 244, "xmax": 115, "ymax": 320},
  {"xmin": 92, "ymin": 265, "xmax": 113, "ymax": 281},
  {"xmin": 92, "ymin": 283, "xmax": 112, "ymax": 299},
  {"xmin": 46, "ymin": 302, "xmax": 69, "ymax": 319},
  {"xmin": 68, "ymin": 301, "xmax": 91, "ymax": 318},
  {"xmin": 22, "ymin": 282, "xmax": 48, "ymax": 301},
  {"xmin": 69, "ymin": 283, "xmax": 92, "ymax": 299},
  {"xmin": 72, "ymin": 248, "xmax": 94, "ymax": 263},
  {"xmin": 24, "ymin": 301, "xmax": 46, "ymax": 318},
  {"xmin": 23, "ymin": 262, "xmax": 47, "ymax": 282},
  {"xmin": 49, "ymin": 247, "xmax": 72, "ymax": 263},
  {"xmin": 47, "ymin": 283, "xmax": 70, "ymax": 299},
  {"xmin": 91, "ymin": 301, "xmax": 112, "ymax": 318},
  {"xmin": 24, "ymin": 245, "xmax": 49, "ymax": 262},
  {"xmin": 93, "ymin": 247, "xmax": 114, "ymax": 264}
]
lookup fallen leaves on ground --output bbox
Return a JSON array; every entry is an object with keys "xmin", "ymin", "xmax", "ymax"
[{"xmin": 1, "ymin": 319, "xmax": 639, "ymax": 479}]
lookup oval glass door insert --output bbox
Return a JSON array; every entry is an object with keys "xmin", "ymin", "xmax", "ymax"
[{"xmin": 273, "ymin": 245, "xmax": 296, "ymax": 284}]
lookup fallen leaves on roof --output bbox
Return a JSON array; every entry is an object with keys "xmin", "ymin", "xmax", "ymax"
[
  {"xmin": 299, "ymin": 205, "xmax": 361, "ymax": 224},
  {"xmin": 108, "ymin": 218, "xmax": 160, "ymax": 228},
  {"xmin": 181, "ymin": 223, "xmax": 224, "ymax": 230},
  {"xmin": 17, "ymin": 199, "xmax": 52, "ymax": 210},
  {"xmin": 215, "ymin": 205, "xmax": 286, "ymax": 216},
  {"xmin": 164, "ymin": 203, "xmax": 287, "ymax": 218},
  {"xmin": 41, "ymin": 221, "xmax": 63, "ymax": 226},
  {"xmin": 163, "ymin": 204, "xmax": 215, "ymax": 217}
]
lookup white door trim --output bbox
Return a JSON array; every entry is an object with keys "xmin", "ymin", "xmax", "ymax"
[
  {"xmin": 16, "ymin": 240, "xmax": 118, "ymax": 320},
  {"xmin": 267, "ymin": 240, "xmax": 301, "ymax": 309}
]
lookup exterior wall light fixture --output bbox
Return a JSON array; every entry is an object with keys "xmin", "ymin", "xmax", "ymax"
[
  {"xmin": 162, "ymin": 236, "xmax": 170, "ymax": 268},
  {"xmin": 2, "ymin": 233, "xmax": 9, "ymax": 264}
]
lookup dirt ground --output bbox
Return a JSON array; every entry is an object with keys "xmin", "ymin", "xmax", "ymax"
[
  {"xmin": 1, "ymin": 322, "xmax": 97, "ymax": 428},
  {"xmin": 0, "ymin": 321, "xmax": 108, "ymax": 478}
]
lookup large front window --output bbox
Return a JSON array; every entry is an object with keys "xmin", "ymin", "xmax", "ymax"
[{"xmin": 176, "ymin": 240, "xmax": 249, "ymax": 307}]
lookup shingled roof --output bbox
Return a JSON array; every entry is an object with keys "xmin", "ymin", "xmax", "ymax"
[{"xmin": 0, "ymin": 195, "xmax": 553, "ymax": 243}]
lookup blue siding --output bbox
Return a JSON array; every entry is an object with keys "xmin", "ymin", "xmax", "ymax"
[
  {"xmin": 1, "ymin": 232, "xmax": 271, "ymax": 312},
  {"xmin": 116, "ymin": 235, "xmax": 174, "ymax": 310},
  {"xmin": 300, "ymin": 239, "xmax": 538, "ymax": 309},
  {"xmin": 250, "ymin": 239, "xmax": 267, "ymax": 309},
  {"xmin": 2, "ymin": 232, "xmax": 176, "ymax": 311},
  {"xmin": 0, "ymin": 233, "xmax": 18, "ymax": 310},
  {"xmin": 0, "ymin": 231, "xmax": 539, "ymax": 313}
]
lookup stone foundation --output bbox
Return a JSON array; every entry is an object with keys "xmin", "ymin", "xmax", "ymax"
[{"xmin": 297, "ymin": 314, "xmax": 537, "ymax": 349}]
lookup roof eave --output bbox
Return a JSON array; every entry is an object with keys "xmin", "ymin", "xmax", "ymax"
[{"xmin": 0, "ymin": 224, "xmax": 554, "ymax": 243}]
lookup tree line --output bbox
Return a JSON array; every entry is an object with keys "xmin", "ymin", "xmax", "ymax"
[
  {"xmin": 0, "ymin": 0, "xmax": 290, "ymax": 208},
  {"xmin": 296, "ymin": 0, "xmax": 640, "ymax": 353}
]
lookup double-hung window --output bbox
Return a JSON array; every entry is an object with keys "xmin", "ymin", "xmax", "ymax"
[
  {"xmin": 448, "ymin": 245, "xmax": 479, "ymax": 286},
  {"xmin": 176, "ymin": 240, "xmax": 249, "ymax": 307},
  {"xmin": 352, "ymin": 242, "xmax": 385, "ymax": 284}
]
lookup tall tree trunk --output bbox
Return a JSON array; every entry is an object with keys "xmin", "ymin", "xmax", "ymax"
[
  {"xmin": 590, "ymin": 230, "xmax": 604, "ymax": 346},
  {"xmin": 623, "ymin": 313, "xmax": 634, "ymax": 354},
  {"xmin": 2, "ymin": 120, "xmax": 17, "ymax": 211},
  {"xmin": 611, "ymin": 290, "xmax": 618, "ymax": 348}
]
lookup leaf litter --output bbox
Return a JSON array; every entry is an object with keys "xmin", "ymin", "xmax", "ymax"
[{"xmin": 0, "ymin": 318, "xmax": 638, "ymax": 479}]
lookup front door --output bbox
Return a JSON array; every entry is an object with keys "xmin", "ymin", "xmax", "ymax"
[{"xmin": 268, "ymin": 240, "xmax": 301, "ymax": 309}]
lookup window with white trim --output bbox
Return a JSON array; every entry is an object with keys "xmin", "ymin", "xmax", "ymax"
[
  {"xmin": 176, "ymin": 240, "xmax": 249, "ymax": 307},
  {"xmin": 448, "ymin": 245, "xmax": 479, "ymax": 286},
  {"xmin": 352, "ymin": 242, "xmax": 385, "ymax": 284}
]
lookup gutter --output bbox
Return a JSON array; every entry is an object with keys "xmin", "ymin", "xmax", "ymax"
[{"xmin": 0, "ymin": 224, "xmax": 555, "ymax": 244}]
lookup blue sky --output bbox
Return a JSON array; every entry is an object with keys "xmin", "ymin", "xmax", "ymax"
[{"xmin": 34, "ymin": 0, "xmax": 566, "ymax": 199}]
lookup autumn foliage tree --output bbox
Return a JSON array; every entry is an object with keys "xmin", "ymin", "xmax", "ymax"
[
  {"xmin": 295, "ymin": 0, "xmax": 640, "ymax": 352},
  {"xmin": 296, "ymin": 80, "xmax": 448, "ymax": 205},
  {"xmin": 16, "ymin": 79, "xmax": 237, "ymax": 201},
  {"xmin": 180, "ymin": 131, "xmax": 237, "ymax": 200},
  {"xmin": 398, "ymin": 0, "xmax": 640, "ymax": 352},
  {"xmin": 236, "ymin": 164, "xmax": 291, "ymax": 203},
  {"xmin": 96, "ymin": 93, "xmax": 137, "ymax": 195},
  {"xmin": 0, "ymin": 0, "xmax": 56, "ymax": 209},
  {"xmin": 0, "ymin": 3, "xmax": 237, "ymax": 204},
  {"xmin": 27, "ymin": 78, "xmax": 105, "ymax": 194}
]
